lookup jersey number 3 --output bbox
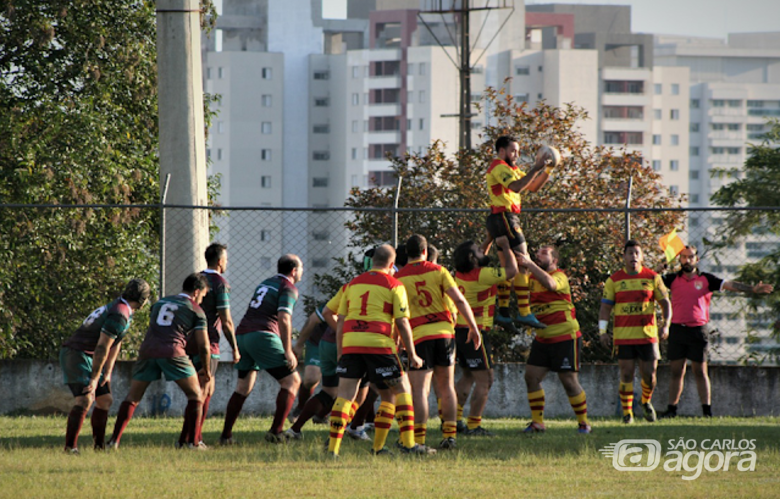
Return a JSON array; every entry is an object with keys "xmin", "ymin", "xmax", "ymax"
[{"xmin": 250, "ymin": 286, "xmax": 269, "ymax": 309}]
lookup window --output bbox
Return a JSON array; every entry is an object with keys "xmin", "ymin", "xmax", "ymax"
[
  {"xmin": 690, "ymin": 99, "xmax": 700, "ymax": 108},
  {"xmin": 217, "ymin": 121, "xmax": 224, "ymax": 133},
  {"xmin": 652, "ymin": 160, "xmax": 661, "ymax": 171},
  {"xmin": 216, "ymin": 148, "xmax": 222, "ymax": 160},
  {"xmin": 262, "ymin": 67, "xmax": 273, "ymax": 79},
  {"xmin": 218, "ymin": 67, "xmax": 223, "ymax": 79},
  {"xmin": 352, "ymin": 120, "xmax": 358, "ymax": 133},
  {"xmin": 260, "ymin": 230, "xmax": 269, "ymax": 241},
  {"xmin": 312, "ymin": 231, "xmax": 330, "ymax": 241},
  {"xmin": 206, "ymin": 148, "xmax": 211, "ymax": 159},
  {"xmin": 712, "ymin": 123, "xmax": 725, "ymax": 130},
  {"xmin": 406, "ymin": 119, "xmax": 411, "ymax": 130},
  {"xmin": 727, "ymin": 147, "xmax": 741, "ymax": 154},
  {"xmin": 313, "ymin": 258, "xmax": 329, "ymax": 268},
  {"xmin": 670, "ymin": 109, "xmax": 680, "ymax": 120},
  {"xmin": 352, "ymin": 66, "xmax": 360, "ymax": 78},
  {"xmin": 312, "ymin": 177, "xmax": 329, "ymax": 187},
  {"xmin": 419, "ymin": 90, "xmax": 426, "ymax": 103},
  {"xmin": 670, "ymin": 160, "xmax": 679, "ymax": 171},
  {"xmin": 690, "ymin": 194, "xmax": 700, "ymax": 203},
  {"xmin": 747, "ymin": 124, "xmax": 763, "ymax": 131},
  {"xmin": 261, "ymin": 94, "xmax": 272, "ymax": 107},
  {"xmin": 419, "ymin": 62, "xmax": 426, "ymax": 76},
  {"xmin": 407, "ymin": 63, "xmax": 414, "ymax": 75},
  {"xmin": 671, "ymin": 83, "xmax": 679, "ymax": 95},
  {"xmin": 670, "ymin": 185, "xmax": 679, "ymax": 195},
  {"xmin": 261, "ymin": 176, "xmax": 272, "ymax": 188},
  {"xmin": 352, "ymin": 93, "xmax": 359, "ymax": 105},
  {"xmin": 261, "ymin": 122, "xmax": 272, "ymax": 134},
  {"xmin": 690, "ymin": 170, "xmax": 700, "ymax": 179},
  {"xmin": 313, "ymin": 70, "xmax": 329, "ymax": 80},
  {"xmin": 408, "ymin": 91, "xmax": 413, "ymax": 102},
  {"xmin": 351, "ymin": 148, "xmax": 357, "ymax": 160},
  {"xmin": 538, "ymin": 65, "xmax": 543, "ymax": 72},
  {"xmin": 690, "ymin": 217, "xmax": 699, "ymax": 227},
  {"xmin": 712, "ymin": 99, "xmax": 725, "ymax": 107},
  {"xmin": 471, "ymin": 65, "xmax": 483, "ymax": 74},
  {"xmin": 261, "ymin": 149, "xmax": 272, "ymax": 161},
  {"xmin": 206, "ymin": 67, "xmax": 211, "ymax": 79},
  {"xmin": 690, "ymin": 123, "xmax": 700, "ymax": 132},
  {"xmin": 312, "ymin": 151, "xmax": 330, "ymax": 160},
  {"xmin": 538, "ymin": 93, "xmax": 543, "ymax": 99},
  {"xmin": 471, "ymin": 121, "xmax": 482, "ymax": 129},
  {"xmin": 314, "ymin": 97, "xmax": 329, "ymax": 107},
  {"xmin": 654, "ymin": 83, "xmax": 662, "ymax": 95},
  {"xmin": 653, "ymin": 134, "xmax": 662, "ymax": 145},
  {"xmin": 671, "ymin": 134, "xmax": 679, "ymax": 146},
  {"xmin": 727, "ymin": 123, "xmax": 741, "ymax": 131},
  {"xmin": 711, "ymin": 147, "xmax": 725, "ymax": 154},
  {"xmin": 514, "ymin": 94, "xmax": 529, "ymax": 103},
  {"xmin": 369, "ymin": 170, "xmax": 398, "ymax": 186},
  {"xmin": 690, "ymin": 147, "xmax": 700, "ymax": 156},
  {"xmin": 313, "ymin": 124, "xmax": 330, "ymax": 134},
  {"xmin": 419, "ymin": 118, "xmax": 424, "ymax": 130},
  {"xmin": 727, "ymin": 99, "xmax": 741, "ymax": 107},
  {"xmin": 654, "ymin": 109, "xmax": 662, "ymax": 119},
  {"xmin": 516, "ymin": 66, "xmax": 530, "ymax": 75}
]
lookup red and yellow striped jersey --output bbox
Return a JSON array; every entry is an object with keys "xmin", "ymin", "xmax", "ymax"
[
  {"xmin": 338, "ymin": 269, "xmax": 409, "ymax": 354},
  {"xmin": 529, "ymin": 270, "xmax": 581, "ymax": 343},
  {"xmin": 396, "ymin": 260, "xmax": 457, "ymax": 344},
  {"xmin": 602, "ymin": 267, "xmax": 668, "ymax": 344},
  {"xmin": 486, "ymin": 158, "xmax": 524, "ymax": 214},
  {"xmin": 325, "ymin": 284, "xmax": 346, "ymax": 315},
  {"xmin": 454, "ymin": 266, "xmax": 508, "ymax": 330}
]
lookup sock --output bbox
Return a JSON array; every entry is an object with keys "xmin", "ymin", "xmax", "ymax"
[
  {"xmin": 372, "ymin": 401, "xmax": 396, "ymax": 452},
  {"xmin": 497, "ymin": 282, "xmax": 511, "ymax": 311},
  {"xmin": 296, "ymin": 383, "xmax": 315, "ymax": 413},
  {"xmin": 315, "ymin": 391, "xmax": 336, "ymax": 419},
  {"xmin": 414, "ymin": 423, "xmax": 427, "ymax": 445},
  {"xmin": 65, "ymin": 405, "xmax": 88, "ymax": 450},
  {"xmin": 328, "ymin": 397, "xmax": 352, "ymax": 455},
  {"xmin": 221, "ymin": 392, "xmax": 247, "ymax": 440},
  {"xmin": 271, "ymin": 388, "xmax": 296, "ymax": 434},
  {"xmin": 110, "ymin": 401, "xmax": 138, "ymax": 445},
  {"xmin": 395, "ymin": 392, "xmax": 416, "ymax": 449},
  {"xmin": 640, "ymin": 379, "xmax": 653, "ymax": 404},
  {"xmin": 514, "ymin": 273, "xmax": 531, "ymax": 316},
  {"xmin": 184, "ymin": 400, "xmax": 203, "ymax": 445},
  {"xmin": 291, "ymin": 392, "xmax": 329, "ymax": 433},
  {"xmin": 467, "ymin": 416, "xmax": 482, "ymax": 430},
  {"xmin": 196, "ymin": 394, "xmax": 211, "ymax": 443},
  {"xmin": 667, "ymin": 404, "xmax": 678, "ymax": 414},
  {"xmin": 702, "ymin": 404, "xmax": 712, "ymax": 417},
  {"xmin": 349, "ymin": 401, "xmax": 359, "ymax": 422},
  {"xmin": 528, "ymin": 389, "xmax": 545, "ymax": 425},
  {"xmin": 457, "ymin": 404, "xmax": 464, "ymax": 422},
  {"xmin": 442, "ymin": 421, "xmax": 457, "ymax": 440},
  {"xmin": 568, "ymin": 391, "xmax": 588, "ymax": 425},
  {"xmin": 350, "ymin": 390, "xmax": 378, "ymax": 430},
  {"xmin": 619, "ymin": 382, "xmax": 634, "ymax": 417},
  {"xmin": 91, "ymin": 407, "xmax": 109, "ymax": 449}
]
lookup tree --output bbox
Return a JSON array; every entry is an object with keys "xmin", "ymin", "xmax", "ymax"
[
  {"xmin": 0, "ymin": 0, "xmax": 215, "ymax": 359},
  {"xmin": 710, "ymin": 118, "xmax": 780, "ymax": 363},
  {"xmin": 342, "ymin": 86, "xmax": 685, "ymax": 362}
]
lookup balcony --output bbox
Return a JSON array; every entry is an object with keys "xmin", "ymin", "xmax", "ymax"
[
  {"xmin": 368, "ymin": 103, "xmax": 402, "ymax": 116},
  {"xmin": 368, "ymin": 130, "xmax": 402, "ymax": 143},
  {"xmin": 368, "ymin": 75, "xmax": 402, "ymax": 89}
]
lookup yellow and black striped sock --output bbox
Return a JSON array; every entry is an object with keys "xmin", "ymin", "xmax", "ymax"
[
  {"xmin": 514, "ymin": 273, "xmax": 531, "ymax": 317},
  {"xmin": 641, "ymin": 379, "xmax": 653, "ymax": 404},
  {"xmin": 467, "ymin": 416, "xmax": 482, "ymax": 430},
  {"xmin": 328, "ymin": 397, "xmax": 351, "ymax": 455},
  {"xmin": 442, "ymin": 421, "xmax": 457, "ymax": 440},
  {"xmin": 619, "ymin": 382, "xmax": 634, "ymax": 417},
  {"xmin": 395, "ymin": 392, "xmax": 416, "ymax": 449},
  {"xmin": 372, "ymin": 401, "xmax": 395, "ymax": 453},
  {"xmin": 457, "ymin": 404, "xmax": 464, "ymax": 422},
  {"xmin": 414, "ymin": 423, "xmax": 426, "ymax": 445},
  {"xmin": 497, "ymin": 282, "xmax": 511, "ymax": 310},
  {"xmin": 528, "ymin": 389, "xmax": 545, "ymax": 425},
  {"xmin": 568, "ymin": 391, "xmax": 588, "ymax": 425}
]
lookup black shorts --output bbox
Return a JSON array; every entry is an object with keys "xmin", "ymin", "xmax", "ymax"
[
  {"xmin": 667, "ymin": 324, "xmax": 709, "ymax": 363},
  {"xmin": 617, "ymin": 343, "xmax": 660, "ymax": 362},
  {"xmin": 336, "ymin": 353, "xmax": 404, "ymax": 386},
  {"xmin": 455, "ymin": 327, "xmax": 493, "ymax": 370},
  {"xmin": 526, "ymin": 337, "xmax": 581, "ymax": 372},
  {"xmin": 410, "ymin": 338, "xmax": 455, "ymax": 371},
  {"xmin": 486, "ymin": 212, "xmax": 526, "ymax": 250}
]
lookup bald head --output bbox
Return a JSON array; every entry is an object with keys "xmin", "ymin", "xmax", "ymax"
[
  {"xmin": 278, "ymin": 254, "xmax": 304, "ymax": 283},
  {"xmin": 371, "ymin": 244, "xmax": 396, "ymax": 270}
]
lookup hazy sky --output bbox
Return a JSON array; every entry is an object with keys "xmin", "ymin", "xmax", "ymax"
[{"xmin": 323, "ymin": 0, "xmax": 780, "ymax": 40}]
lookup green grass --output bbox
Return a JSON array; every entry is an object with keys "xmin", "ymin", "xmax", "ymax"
[{"xmin": 0, "ymin": 415, "xmax": 778, "ymax": 498}]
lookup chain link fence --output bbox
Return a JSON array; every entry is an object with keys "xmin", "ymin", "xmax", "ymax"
[{"xmin": 2, "ymin": 203, "xmax": 778, "ymax": 364}]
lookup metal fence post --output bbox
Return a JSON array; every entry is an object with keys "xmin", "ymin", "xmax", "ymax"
[
  {"xmin": 625, "ymin": 174, "xmax": 633, "ymax": 242},
  {"xmin": 392, "ymin": 176, "xmax": 403, "ymax": 247},
  {"xmin": 159, "ymin": 173, "xmax": 171, "ymax": 297}
]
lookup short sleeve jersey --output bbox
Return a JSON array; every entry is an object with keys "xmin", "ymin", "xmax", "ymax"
[
  {"xmin": 602, "ymin": 267, "xmax": 668, "ymax": 344},
  {"xmin": 662, "ymin": 271, "xmax": 724, "ymax": 327},
  {"xmin": 63, "ymin": 298, "xmax": 134, "ymax": 355},
  {"xmin": 486, "ymin": 158, "xmax": 525, "ymax": 214},
  {"xmin": 338, "ymin": 269, "xmax": 410, "ymax": 355},
  {"xmin": 396, "ymin": 260, "xmax": 457, "ymax": 344},
  {"xmin": 236, "ymin": 274, "xmax": 298, "ymax": 337},
  {"xmin": 529, "ymin": 270, "xmax": 581, "ymax": 343},
  {"xmin": 139, "ymin": 294, "xmax": 207, "ymax": 358},
  {"xmin": 186, "ymin": 269, "xmax": 230, "ymax": 356},
  {"xmin": 455, "ymin": 266, "xmax": 508, "ymax": 330}
]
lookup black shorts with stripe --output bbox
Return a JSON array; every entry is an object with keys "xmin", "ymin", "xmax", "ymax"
[
  {"xmin": 455, "ymin": 327, "xmax": 493, "ymax": 370},
  {"xmin": 336, "ymin": 353, "xmax": 404, "ymax": 386},
  {"xmin": 486, "ymin": 212, "xmax": 526, "ymax": 250},
  {"xmin": 409, "ymin": 337, "xmax": 455, "ymax": 371},
  {"xmin": 616, "ymin": 342, "xmax": 660, "ymax": 362},
  {"xmin": 526, "ymin": 337, "xmax": 581, "ymax": 372}
]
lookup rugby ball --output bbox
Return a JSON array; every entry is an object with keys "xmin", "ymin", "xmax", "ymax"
[{"xmin": 537, "ymin": 145, "xmax": 562, "ymax": 168}]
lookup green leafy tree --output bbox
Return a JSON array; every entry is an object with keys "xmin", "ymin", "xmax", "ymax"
[
  {"xmin": 710, "ymin": 119, "xmax": 780, "ymax": 363},
  {"xmin": 342, "ymin": 87, "xmax": 685, "ymax": 362}
]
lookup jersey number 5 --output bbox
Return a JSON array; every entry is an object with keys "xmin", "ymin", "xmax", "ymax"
[{"xmin": 414, "ymin": 281, "xmax": 433, "ymax": 308}]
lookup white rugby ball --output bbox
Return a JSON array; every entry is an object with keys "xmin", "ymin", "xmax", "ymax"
[{"xmin": 537, "ymin": 145, "xmax": 562, "ymax": 168}]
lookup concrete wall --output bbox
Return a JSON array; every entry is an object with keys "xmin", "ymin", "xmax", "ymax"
[{"xmin": 3, "ymin": 360, "xmax": 778, "ymax": 419}]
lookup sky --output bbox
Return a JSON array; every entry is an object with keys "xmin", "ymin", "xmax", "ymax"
[{"xmin": 323, "ymin": 0, "xmax": 780, "ymax": 40}]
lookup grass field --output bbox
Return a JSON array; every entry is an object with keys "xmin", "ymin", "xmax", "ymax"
[{"xmin": 0, "ymin": 415, "xmax": 778, "ymax": 498}]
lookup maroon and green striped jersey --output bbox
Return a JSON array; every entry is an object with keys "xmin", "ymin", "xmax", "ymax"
[
  {"xmin": 63, "ymin": 298, "xmax": 133, "ymax": 355},
  {"xmin": 236, "ymin": 274, "xmax": 298, "ymax": 337},
  {"xmin": 139, "ymin": 294, "xmax": 207, "ymax": 359},
  {"xmin": 186, "ymin": 269, "xmax": 230, "ymax": 356}
]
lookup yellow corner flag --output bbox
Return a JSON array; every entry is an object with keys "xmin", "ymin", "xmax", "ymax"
[{"xmin": 659, "ymin": 228, "xmax": 686, "ymax": 263}]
